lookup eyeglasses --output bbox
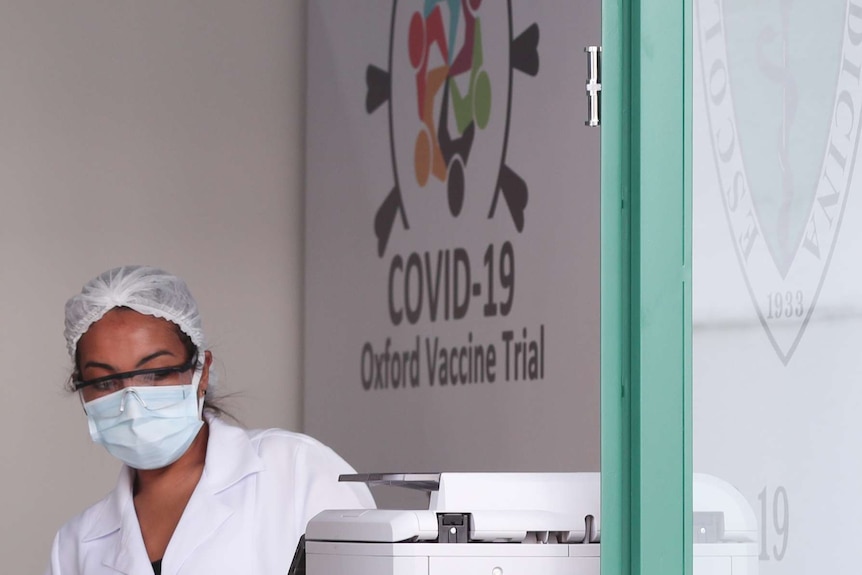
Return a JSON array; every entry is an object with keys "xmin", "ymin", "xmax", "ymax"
[{"xmin": 74, "ymin": 354, "xmax": 199, "ymax": 400}]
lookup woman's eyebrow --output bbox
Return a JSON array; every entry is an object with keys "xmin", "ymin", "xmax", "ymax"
[
  {"xmin": 135, "ymin": 350, "xmax": 176, "ymax": 368},
  {"xmin": 82, "ymin": 360, "xmax": 117, "ymax": 373},
  {"xmin": 82, "ymin": 350, "xmax": 177, "ymax": 373}
]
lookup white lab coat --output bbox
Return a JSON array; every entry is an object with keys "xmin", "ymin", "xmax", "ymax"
[{"xmin": 45, "ymin": 414, "xmax": 375, "ymax": 574}]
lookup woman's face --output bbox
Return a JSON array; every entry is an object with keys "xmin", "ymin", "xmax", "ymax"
[{"xmin": 76, "ymin": 308, "xmax": 209, "ymax": 402}]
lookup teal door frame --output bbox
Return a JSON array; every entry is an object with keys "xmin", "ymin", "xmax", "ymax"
[{"xmin": 601, "ymin": 1, "xmax": 692, "ymax": 574}]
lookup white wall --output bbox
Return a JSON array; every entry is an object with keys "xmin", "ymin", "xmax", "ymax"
[{"xmin": 0, "ymin": 1, "xmax": 307, "ymax": 572}]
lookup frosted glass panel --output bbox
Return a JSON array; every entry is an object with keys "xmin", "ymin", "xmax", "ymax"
[{"xmin": 694, "ymin": 1, "xmax": 862, "ymax": 574}]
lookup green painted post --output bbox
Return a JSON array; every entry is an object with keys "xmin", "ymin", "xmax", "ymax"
[
  {"xmin": 600, "ymin": 0, "xmax": 630, "ymax": 573},
  {"xmin": 601, "ymin": 0, "xmax": 691, "ymax": 574}
]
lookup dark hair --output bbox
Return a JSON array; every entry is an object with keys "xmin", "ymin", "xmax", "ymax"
[{"xmin": 165, "ymin": 323, "xmax": 237, "ymax": 421}]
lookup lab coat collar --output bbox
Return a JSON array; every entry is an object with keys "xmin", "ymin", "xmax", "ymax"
[
  {"xmin": 79, "ymin": 466, "xmax": 132, "ymax": 544},
  {"xmin": 198, "ymin": 413, "xmax": 267, "ymax": 494},
  {"xmin": 79, "ymin": 466, "xmax": 149, "ymax": 574},
  {"xmin": 80, "ymin": 414, "xmax": 266, "ymax": 574},
  {"xmin": 163, "ymin": 415, "xmax": 266, "ymax": 573}
]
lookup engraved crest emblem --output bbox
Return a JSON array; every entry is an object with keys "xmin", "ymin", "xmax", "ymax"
[{"xmin": 696, "ymin": 0, "xmax": 862, "ymax": 363}]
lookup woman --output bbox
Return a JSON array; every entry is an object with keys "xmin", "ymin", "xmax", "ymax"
[{"xmin": 45, "ymin": 265, "xmax": 375, "ymax": 574}]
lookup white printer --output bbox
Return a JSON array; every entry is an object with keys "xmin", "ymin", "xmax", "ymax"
[
  {"xmin": 301, "ymin": 472, "xmax": 756, "ymax": 575},
  {"xmin": 693, "ymin": 473, "xmax": 758, "ymax": 575}
]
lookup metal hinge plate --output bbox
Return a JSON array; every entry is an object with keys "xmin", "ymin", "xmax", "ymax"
[{"xmin": 585, "ymin": 46, "xmax": 602, "ymax": 127}]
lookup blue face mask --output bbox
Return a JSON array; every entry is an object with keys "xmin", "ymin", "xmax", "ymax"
[{"xmin": 83, "ymin": 368, "xmax": 204, "ymax": 470}]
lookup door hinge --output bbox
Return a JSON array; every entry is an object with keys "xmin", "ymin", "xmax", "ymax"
[{"xmin": 585, "ymin": 46, "xmax": 602, "ymax": 127}]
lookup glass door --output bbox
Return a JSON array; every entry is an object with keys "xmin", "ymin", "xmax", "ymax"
[{"xmin": 693, "ymin": 1, "xmax": 862, "ymax": 574}]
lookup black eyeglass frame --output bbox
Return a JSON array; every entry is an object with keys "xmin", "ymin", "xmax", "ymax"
[{"xmin": 73, "ymin": 354, "xmax": 199, "ymax": 392}]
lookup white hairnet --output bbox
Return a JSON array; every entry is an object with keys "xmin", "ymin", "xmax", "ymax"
[{"xmin": 64, "ymin": 265, "xmax": 208, "ymax": 358}]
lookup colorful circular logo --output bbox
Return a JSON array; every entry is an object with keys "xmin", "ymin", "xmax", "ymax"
[{"xmin": 367, "ymin": 0, "xmax": 539, "ymax": 256}]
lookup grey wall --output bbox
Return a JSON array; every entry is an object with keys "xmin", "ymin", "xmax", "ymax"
[{"xmin": 0, "ymin": 2, "xmax": 307, "ymax": 572}]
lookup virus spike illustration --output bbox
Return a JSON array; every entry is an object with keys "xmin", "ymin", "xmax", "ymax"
[
  {"xmin": 485, "ymin": 16, "xmax": 539, "ymax": 229},
  {"xmin": 511, "ymin": 23, "xmax": 539, "ymax": 76},
  {"xmin": 366, "ymin": 65, "xmax": 391, "ymax": 114},
  {"xmin": 489, "ymin": 163, "xmax": 528, "ymax": 232},
  {"xmin": 374, "ymin": 186, "xmax": 409, "ymax": 257}
]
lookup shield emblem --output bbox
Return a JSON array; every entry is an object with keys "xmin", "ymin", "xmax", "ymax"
[{"xmin": 696, "ymin": 0, "xmax": 861, "ymax": 363}]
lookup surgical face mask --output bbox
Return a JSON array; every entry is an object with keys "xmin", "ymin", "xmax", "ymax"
[{"xmin": 82, "ymin": 367, "xmax": 205, "ymax": 470}]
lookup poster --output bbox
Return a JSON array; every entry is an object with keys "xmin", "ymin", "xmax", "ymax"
[{"xmin": 305, "ymin": 0, "xmax": 602, "ymax": 505}]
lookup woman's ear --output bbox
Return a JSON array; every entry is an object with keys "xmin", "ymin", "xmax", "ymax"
[{"xmin": 199, "ymin": 350, "xmax": 213, "ymax": 395}]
